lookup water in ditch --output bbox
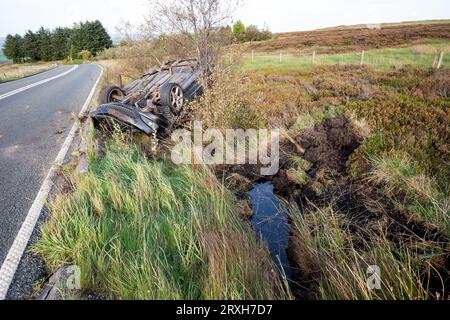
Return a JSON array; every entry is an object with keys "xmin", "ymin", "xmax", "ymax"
[{"xmin": 249, "ymin": 183, "xmax": 294, "ymax": 281}]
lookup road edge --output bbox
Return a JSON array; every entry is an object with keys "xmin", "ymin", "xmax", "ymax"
[
  {"xmin": 0, "ymin": 64, "xmax": 59, "ymax": 84},
  {"xmin": 0, "ymin": 65, "xmax": 79, "ymax": 101},
  {"xmin": 0, "ymin": 64, "xmax": 104, "ymax": 300}
]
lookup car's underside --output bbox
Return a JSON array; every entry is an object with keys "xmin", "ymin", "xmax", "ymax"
[{"xmin": 91, "ymin": 59, "xmax": 203, "ymax": 136}]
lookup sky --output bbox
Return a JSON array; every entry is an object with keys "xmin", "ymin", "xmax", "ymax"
[{"xmin": 1, "ymin": 0, "xmax": 449, "ymax": 38}]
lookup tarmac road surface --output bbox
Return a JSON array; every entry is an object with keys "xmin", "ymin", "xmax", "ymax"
[{"xmin": 0, "ymin": 64, "xmax": 102, "ymax": 269}]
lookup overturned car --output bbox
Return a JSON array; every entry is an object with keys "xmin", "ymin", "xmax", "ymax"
[{"xmin": 91, "ymin": 59, "xmax": 203, "ymax": 136}]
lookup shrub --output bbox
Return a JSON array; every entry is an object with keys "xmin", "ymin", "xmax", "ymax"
[
  {"xmin": 192, "ymin": 62, "xmax": 268, "ymax": 129},
  {"xmin": 232, "ymin": 22, "xmax": 272, "ymax": 43},
  {"xmin": 78, "ymin": 50, "xmax": 91, "ymax": 61},
  {"xmin": 348, "ymin": 94, "xmax": 450, "ymax": 182}
]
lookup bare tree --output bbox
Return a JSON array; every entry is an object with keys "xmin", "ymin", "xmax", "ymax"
[
  {"xmin": 116, "ymin": 20, "xmax": 140, "ymax": 43},
  {"xmin": 143, "ymin": 0, "xmax": 239, "ymax": 86}
]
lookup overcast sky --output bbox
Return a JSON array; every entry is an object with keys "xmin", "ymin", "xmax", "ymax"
[{"xmin": 1, "ymin": 0, "xmax": 449, "ymax": 37}]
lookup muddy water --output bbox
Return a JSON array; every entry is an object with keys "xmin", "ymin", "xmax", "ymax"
[{"xmin": 249, "ymin": 183, "xmax": 294, "ymax": 280}]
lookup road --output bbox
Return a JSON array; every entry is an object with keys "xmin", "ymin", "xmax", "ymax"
[{"xmin": 0, "ymin": 64, "xmax": 102, "ymax": 269}]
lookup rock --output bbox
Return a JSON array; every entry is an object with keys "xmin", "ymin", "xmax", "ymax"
[
  {"xmin": 75, "ymin": 154, "xmax": 89, "ymax": 175},
  {"xmin": 39, "ymin": 266, "xmax": 81, "ymax": 300}
]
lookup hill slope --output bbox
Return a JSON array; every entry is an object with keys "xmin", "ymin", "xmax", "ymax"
[{"xmin": 247, "ymin": 21, "xmax": 450, "ymax": 54}]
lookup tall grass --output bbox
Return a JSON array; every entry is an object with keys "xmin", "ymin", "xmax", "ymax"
[
  {"xmin": 370, "ymin": 152, "xmax": 450, "ymax": 236},
  {"xmin": 192, "ymin": 60, "xmax": 269, "ymax": 130},
  {"xmin": 34, "ymin": 138, "xmax": 285, "ymax": 300},
  {"xmin": 0, "ymin": 62, "xmax": 55, "ymax": 82},
  {"xmin": 289, "ymin": 204, "xmax": 440, "ymax": 300}
]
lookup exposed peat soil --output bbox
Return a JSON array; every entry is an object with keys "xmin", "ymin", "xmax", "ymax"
[{"xmin": 215, "ymin": 114, "xmax": 449, "ymax": 299}]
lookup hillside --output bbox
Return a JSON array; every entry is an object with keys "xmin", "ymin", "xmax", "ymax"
[
  {"xmin": 317, "ymin": 19, "xmax": 450, "ymax": 31},
  {"xmin": 246, "ymin": 21, "xmax": 450, "ymax": 53}
]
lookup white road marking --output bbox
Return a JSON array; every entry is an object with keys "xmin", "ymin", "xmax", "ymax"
[
  {"xmin": 0, "ymin": 64, "xmax": 104, "ymax": 300},
  {"xmin": 0, "ymin": 66, "xmax": 79, "ymax": 101}
]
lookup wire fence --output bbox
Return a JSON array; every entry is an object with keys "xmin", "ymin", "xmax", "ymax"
[{"xmin": 244, "ymin": 49, "xmax": 448, "ymax": 70}]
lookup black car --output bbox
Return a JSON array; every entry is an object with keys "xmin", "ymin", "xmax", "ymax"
[{"xmin": 91, "ymin": 59, "xmax": 203, "ymax": 136}]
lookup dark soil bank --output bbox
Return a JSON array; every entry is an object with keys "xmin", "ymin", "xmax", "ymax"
[{"xmin": 216, "ymin": 115, "xmax": 449, "ymax": 299}]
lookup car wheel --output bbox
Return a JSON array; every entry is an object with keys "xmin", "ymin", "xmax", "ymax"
[
  {"xmin": 100, "ymin": 85, "xmax": 126, "ymax": 104},
  {"xmin": 160, "ymin": 83, "xmax": 184, "ymax": 115},
  {"xmin": 158, "ymin": 105, "xmax": 174, "ymax": 122}
]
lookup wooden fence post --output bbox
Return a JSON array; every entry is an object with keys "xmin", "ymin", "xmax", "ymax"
[
  {"xmin": 279, "ymin": 53, "xmax": 283, "ymax": 63},
  {"xmin": 436, "ymin": 51, "xmax": 444, "ymax": 70},
  {"xmin": 252, "ymin": 50, "xmax": 254, "ymax": 62},
  {"xmin": 432, "ymin": 55, "xmax": 438, "ymax": 68},
  {"xmin": 360, "ymin": 50, "xmax": 365, "ymax": 66},
  {"xmin": 312, "ymin": 51, "xmax": 316, "ymax": 64},
  {"xmin": 118, "ymin": 75, "xmax": 123, "ymax": 88}
]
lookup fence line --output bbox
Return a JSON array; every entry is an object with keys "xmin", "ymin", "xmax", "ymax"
[{"xmin": 246, "ymin": 49, "xmax": 446, "ymax": 69}]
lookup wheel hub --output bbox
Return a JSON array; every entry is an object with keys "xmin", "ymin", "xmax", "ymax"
[{"xmin": 170, "ymin": 86, "xmax": 184, "ymax": 112}]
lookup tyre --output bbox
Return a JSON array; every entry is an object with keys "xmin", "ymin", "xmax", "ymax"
[
  {"xmin": 99, "ymin": 85, "xmax": 126, "ymax": 104},
  {"xmin": 159, "ymin": 83, "xmax": 184, "ymax": 115},
  {"xmin": 158, "ymin": 105, "xmax": 174, "ymax": 122}
]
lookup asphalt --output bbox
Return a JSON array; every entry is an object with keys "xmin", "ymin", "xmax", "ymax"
[{"xmin": 0, "ymin": 64, "xmax": 102, "ymax": 275}]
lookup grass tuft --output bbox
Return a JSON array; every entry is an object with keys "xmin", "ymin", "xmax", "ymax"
[
  {"xmin": 289, "ymin": 204, "xmax": 440, "ymax": 300},
  {"xmin": 35, "ymin": 138, "xmax": 286, "ymax": 300},
  {"xmin": 370, "ymin": 152, "xmax": 450, "ymax": 235}
]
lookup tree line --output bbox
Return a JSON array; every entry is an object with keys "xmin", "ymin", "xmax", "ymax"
[
  {"xmin": 232, "ymin": 21, "xmax": 272, "ymax": 43},
  {"xmin": 3, "ymin": 20, "xmax": 112, "ymax": 63}
]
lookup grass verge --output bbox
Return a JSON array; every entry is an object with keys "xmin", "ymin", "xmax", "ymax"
[
  {"xmin": 0, "ymin": 62, "xmax": 56, "ymax": 82},
  {"xmin": 34, "ymin": 137, "xmax": 285, "ymax": 300},
  {"xmin": 63, "ymin": 59, "xmax": 85, "ymax": 65}
]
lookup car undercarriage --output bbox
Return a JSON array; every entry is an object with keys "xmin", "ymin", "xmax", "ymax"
[{"xmin": 91, "ymin": 59, "xmax": 203, "ymax": 135}]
